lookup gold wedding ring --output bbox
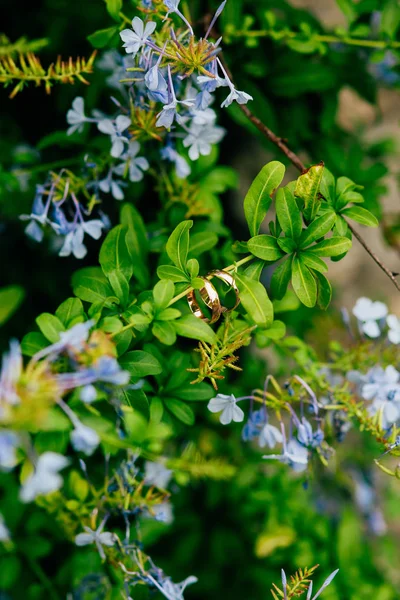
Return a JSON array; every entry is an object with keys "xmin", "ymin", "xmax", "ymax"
[
  {"xmin": 206, "ymin": 270, "xmax": 240, "ymax": 313},
  {"xmin": 187, "ymin": 277, "xmax": 222, "ymax": 324}
]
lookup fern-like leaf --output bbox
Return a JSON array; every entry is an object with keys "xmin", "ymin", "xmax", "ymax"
[
  {"xmin": 0, "ymin": 50, "xmax": 97, "ymax": 97},
  {"xmin": 0, "ymin": 34, "xmax": 49, "ymax": 57}
]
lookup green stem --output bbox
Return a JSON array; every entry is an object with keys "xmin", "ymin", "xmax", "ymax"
[
  {"xmin": 12, "ymin": 157, "xmax": 82, "ymax": 176},
  {"xmin": 232, "ymin": 28, "xmax": 400, "ymax": 50}
]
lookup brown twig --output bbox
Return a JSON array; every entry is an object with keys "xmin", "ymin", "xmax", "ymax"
[
  {"xmin": 345, "ymin": 220, "xmax": 400, "ymax": 292},
  {"xmin": 219, "ymin": 55, "xmax": 400, "ymax": 293}
]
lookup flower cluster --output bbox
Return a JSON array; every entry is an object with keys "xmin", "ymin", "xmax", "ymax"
[
  {"xmin": 0, "ymin": 320, "xmax": 130, "ymax": 502},
  {"xmin": 21, "ymin": 0, "xmax": 252, "ymax": 257},
  {"xmin": 352, "ymin": 296, "xmax": 400, "ymax": 343}
]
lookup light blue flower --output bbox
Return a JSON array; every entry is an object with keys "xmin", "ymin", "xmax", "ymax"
[
  {"xmin": 151, "ymin": 501, "xmax": 174, "ymax": 524},
  {"xmin": 59, "ymin": 218, "xmax": 104, "ymax": 259},
  {"xmin": 259, "ymin": 423, "xmax": 283, "ymax": 449},
  {"xmin": 297, "ymin": 417, "xmax": 324, "ymax": 449},
  {"xmin": 34, "ymin": 321, "xmax": 93, "ymax": 361},
  {"xmin": 0, "ymin": 513, "xmax": 10, "ymax": 542},
  {"xmin": 0, "ymin": 340, "xmax": 22, "ymax": 406},
  {"xmin": 145, "ymin": 64, "xmax": 168, "ymax": 95},
  {"xmin": 66, "ymin": 97, "xmax": 90, "ymax": 135},
  {"xmin": 115, "ymin": 141, "xmax": 149, "ymax": 182},
  {"xmin": 241, "ymin": 408, "xmax": 266, "ymax": 442},
  {"xmin": 70, "ymin": 423, "xmax": 100, "ymax": 456},
  {"xmin": 20, "ymin": 190, "xmax": 60, "ymax": 243},
  {"xmin": 145, "ymin": 461, "xmax": 172, "ymax": 489},
  {"xmin": 120, "ymin": 17, "xmax": 156, "ymax": 55},
  {"xmin": 306, "ymin": 569, "xmax": 339, "ymax": 600},
  {"xmin": 147, "ymin": 572, "xmax": 198, "ymax": 600},
  {"xmin": 99, "ymin": 167, "xmax": 126, "ymax": 200},
  {"xmin": 221, "ymin": 87, "xmax": 253, "ymax": 108},
  {"xmin": 97, "ymin": 115, "xmax": 131, "ymax": 158},
  {"xmin": 264, "ymin": 438, "xmax": 308, "ymax": 472},
  {"xmin": 183, "ymin": 122, "xmax": 224, "ymax": 160},
  {"xmin": 352, "ymin": 297, "xmax": 388, "ymax": 338},
  {"xmin": 387, "ymin": 314, "xmax": 400, "ymax": 344},
  {"xmin": 0, "ymin": 431, "xmax": 19, "ymax": 471},
  {"xmin": 207, "ymin": 393, "xmax": 244, "ymax": 425},
  {"xmin": 80, "ymin": 384, "xmax": 97, "ymax": 404},
  {"xmin": 75, "ymin": 520, "xmax": 118, "ymax": 560},
  {"xmin": 160, "ymin": 146, "xmax": 190, "ymax": 178},
  {"xmin": 57, "ymin": 356, "xmax": 130, "ymax": 390},
  {"xmin": 20, "ymin": 452, "xmax": 70, "ymax": 503}
]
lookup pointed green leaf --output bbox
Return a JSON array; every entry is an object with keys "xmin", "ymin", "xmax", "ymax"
[
  {"xmin": 309, "ymin": 236, "xmax": 352, "ymax": 257},
  {"xmin": 99, "ymin": 225, "xmax": 133, "ymax": 280},
  {"xmin": 174, "ymin": 383, "xmax": 214, "ymax": 401},
  {"xmin": 277, "ymin": 237, "xmax": 296, "ymax": 254},
  {"xmin": 0, "ymin": 285, "xmax": 24, "ymax": 326},
  {"xmin": 72, "ymin": 268, "xmax": 118, "ymax": 307},
  {"xmin": 152, "ymin": 321, "xmax": 177, "ymax": 346},
  {"xmin": 188, "ymin": 232, "xmax": 218, "ymax": 257},
  {"xmin": 299, "ymin": 211, "xmax": 336, "ymax": 248},
  {"xmin": 295, "ymin": 162, "xmax": 324, "ymax": 221},
  {"xmin": 21, "ymin": 332, "xmax": 48, "ymax": 356},
  {"xmin": 164, "ymin": 397, "xmax": 195, "ymax": 425},
  {"xmin": 341, "ymin": 206, "xmax": 378, "ymax": 227},
  {"xmin": 300, "ymin": 251, "xmax": 328, "ymax": 273},
  {"xmin": 315, "ymin": 271, "xmax": 332, "ymax": 310},
  {"xmin": 36, "ymin": 313, "xmax": 65, "ymax": 343},
  {"xmin": 271, "ymin": 258, "xmax": 293, "ymax": 300},
  {"xmin": 55, "ymin": 298, "xmax": 84, "ymax": 328},
  {"xmin": 157, "ymin": 265, "xmax": 190, "ymax": 283},
  {"xmin": 275, "ymin": 186, "xmax": 302, "ymax": 240},
  {"xmin": 173, "ymin": 314, "xmax": 217, "ymax": 344},
  {"xmin": 119, "ymin": 350, "xmax": 163, "ymax": 377},
  {"xmin": 235, "ymin": 272, "xmax": 273, "ymax": 326},
  {"xmin": 120, "ymin": 203, "xmax": 149, "ymax": 286},
  {"xmin": 153, "ymin": 279, "xmax": 175, "ymax": 311},
  {"xmin": 320, "ymin": 168, "xmax": 336, "ymax": 205},
  {"xmin": 244, "ymin": 161, "xmax": 285, "ymax": 236},
  {"xmin": 291, "ymin": 256, "xmax": 317, "ymax": 307},
  {"xmin": 166, "ymin": 220, "xmax": 193, "ymax": 271},
  {"xmin": 248, "ymin": 235, "xmax": 284, "ymax": 261}
]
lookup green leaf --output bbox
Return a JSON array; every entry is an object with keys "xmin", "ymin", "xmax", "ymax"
[
  {"xmin": 0, "ymin": 285, "xmax": 24, "ymax": 325},
  {"xmin": 277, "ymin": 237, "xmax": 296, "ymax": 254},
  {"xmin": 105, "ymin": 0, "xmax": 122, "ymax": 21},
  {"xmin": 152, "ymin": 321, "xmax": 177, "ymax": 346},
  {"xmin": 257, "ymin": 320, "xmax": 286, "ymax": 341},
  {"xmin": 315, "ymin": 271, "xmax": 332, "ymax": 310},
  {"xmin": 334, "ymin": 215, "xmax": 348, "ymax": 237},
  {"xmin": 113, "ymin": 329, "xmax": 133, "ymax": 356},
  {"xmin": 120, "ymin": 203, "xmax": 149, "ymax": 286},
  {"xmin": 99, "ymin": 225, "xmax": 133, "ymax": 280},
  {"xmin": 188, "ymin": 232, "xmax": 218, "ymax": 257},
  {"xmin": 156, "ymin": 265, "xmax": 190, "ymax": 283},
  {"xmin": 275, "ymin": 186, "xmax": 302, "ymax": 240},
  {"xmin": 173, "ymin": 383, "xmax": 213, "ymax": 401},
  {"xmin": 235, "ymin": 272, "xmax": 273, "ymax": 326},
  {"xmin": 271, "ymin": 258, "xmax": 292, "ymax": 300},
  {"xmin": 36, "ymin": 313, "xmax": 65, "ymax": 343},
  {"xmin": 291, "ymin": 257, "xmax": 317, "ymax": 307},
  {"xmin": 164, "ymin": 397, "xmax": 195, "ymax": 425},
  {"xmin": 381, "ymin": 0, "xmax": 400, "ymax": 39},
  {"xmin": 119, "ymin": 350, "xmax": 163, "ymax": 377},
  {"xmin": 72, "ymin": 267, "xmax": 117, "ymax": 307},
  {"xmin": 166, "ymin": 220, "xmax": 193, "ymax": 271},
  {"xmin": 341, "ymin": 206, "xmax": 378, "ymax": 227},
  {"xmin": 309, "ymin": 236, "xmax": 352, "ymax": 257},
  {"xmin": 21, "ymin": 332, "xmax": 48, "ymax": 356},
  {"xmin": 107, "ymin": 270, "xmax": 129, "ymax": 305},
  {"xmin": 87, "ymin": 26, "xmax": 119, "ymax": 48},
  {"xmin": 299, "ymin": 211, "xmax": 336, "ymax": 248},
  {"xmin": 174, "ymin": 314, "xmax": 217, "ymax": 344},
  {"xmin": 336, "ymin": 0, "xmax": 357, "ymax": 22},
  {"xmin": 300, "ymin": 251, "xmax": 328, "ymax": 273},
  {"xmin": 243, "ymin": 259, "xmax": 265, "ymax": 281},
  {"xmin": 55, "ymin": 298, "xmax": 84, "ymax": 328},
  {"xmin": 186, "ymin": 258, "xmax": 199, "ymax": 279},
  {"xmin": 120, "ymin": 388, "xmax": 150, "ymax": 421},
  {"xmin": 247, "ymin": 235, "xmax": 284, "ymax": 261},
  {"xmin": 244, "ymin": 161, "xmax": 285, "ymax": 236},
  {"xmin": 320, "ymin": 168, "xmax": 336, "ymax": 204},
  {"xmin": 295, "ymin": 162, "xmax": 324, "ymax": 221},
  {"xmin": 153, "ymin": 279, "xmax": 175, "ymax": 310},
  {"xmin": 156, "ymin": 308, "xmax": 181, "ymax": 321}
]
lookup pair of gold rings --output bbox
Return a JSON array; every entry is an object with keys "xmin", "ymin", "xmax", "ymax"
[{"xmin": 187, "ymin": 270, "xmax": 240, "ymax": 324}]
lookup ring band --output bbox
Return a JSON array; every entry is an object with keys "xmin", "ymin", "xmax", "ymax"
[
  {"xmin": 187, "ymin": 277, "xmax": 222, "ymax": 324},
  {"xmin": 205, "ymin": 270, "xmax": 240, "ymax": 312}
]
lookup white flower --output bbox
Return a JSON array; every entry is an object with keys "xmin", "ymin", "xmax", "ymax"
[
  {"xmin": 221, "ymin": 87, "xmax": 253, "ymax": 108},
  {"xmin": 120, "ymin": 17, "xmax": 156, "ymax": 55},
  {"xmin": 263, "ymin": 439, "xmax": 309, "ymax": 472},
  {"xmin": 183, "ymin": 122, "xmax": 225, "ymax": 161},
  {"xmin": 0, "ymin": 431, "xmax": 19, "ymax": 470},
  {"xmin": 0, "ymin": 513, "xmax": 10, "ymax": 542},
  {"xmin": 66, "ymin": 97, "xmax": 89, "ymax": 135},
  {"xmin": 145, "ymin": 461, "xmax": 172, "ymax": 489},
  {"xmin": 207, "ymin": 393, "xmax": 244, "ymax": 425},
  {"xmin": 34, "ymin": 320, "xmax": 93, "ymax": 361},
  {"xmin": 59, "ymin": 219, "xmax": 104, "ymax": 259},
  {"xmin": 97, "ymin": 115, "xmax": 131, "ymax": 158},
  {"xmin": 147, "ymin": 573, "xmax": 198, "ymax": 600},
  {"xmin": 0, "ymin": 340, "xmax": 22, "ymax": 405},
  {"xmin": 352, "ymin": 297, "xmax": 388, "ymax": 338},
  {"xmin": 20, "ymin": 452, "xmax": 70, "ymax": 503},
  {"xmin": 360, "ymin": 365, "xmax": 400, "ymax": 428},
  {"xmin": 151, "ymin": 501, "xmax": 174, "ymax": 524},
  {"xmin": 80, "ymin": 384, "xmax": 97, "ymax": 404},
  {"xmin": 258, "ymin": 423, "xmax": 283, "ymax": 449},
  {"xmin": 115, "ymin": 141, "xmax": 149, "ymax": 182},
  {"xmin": 70, "ymin": 423, "xmax": 100, "ymax": 456},
  {"xmin": 75, "ymin": 521, "xmax": 118, "ymax": 560},
  {"xmin": 387, "ymin": 314, "xmax": 400, "ymax": 344}
]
